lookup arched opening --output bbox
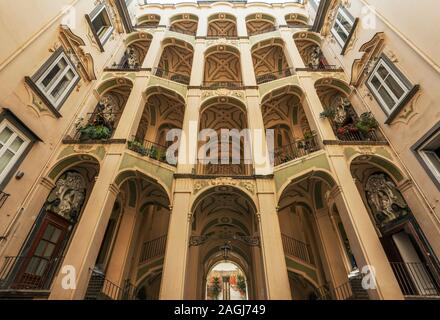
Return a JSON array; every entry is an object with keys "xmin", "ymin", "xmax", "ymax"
[
  {"xmin": 278, "ymin": 171, "xmax": 365, "ymax": 300},
  {"xmin": 206, "ymin": 261, "xmax": 249, "ymax": 300},
  {"xmin": 251, "ymin": 39, "xmax": 291, "ymax": 84},
  {"xmin": 137, "ymin": 14, "xmax": 161, "ymax": 28},
  {"xmin": 293, "ymin": 32, "xmax": 330, "ymax": 70},
  {"xmin": 86, "ymin": 171, "xmax": 171, "ymax": 300},
  {"xmin": 245, "ymin": 13, "xmax": 276, "ymax": 36},
  {"xmin": 155, "ymin": 38, "xmax": 194, "ymax": 85},
  {"xmin": 169, "ymin": 13, "xmax": 199, "ymax": 36},
  {"xmin": 129, "ymin": 87, "xmax": 185, "ymax": 166},
  {"xmin": 315, "ymin": 78, "xmax": 383, "ymax": 142},
  {"xmin": 285, "ymin": 13, "xmax": 309, "ymax": 27},
  {"xmin": 4, "ymin": 155, "xmax": 100, "ymax": 290},
  {"xmin": 261, "ymin": 86, "xmax": 319, "ymax": 166},
  {"xmin": 117, "ymin": 32, "xmax": 152, "ymax": 69},
  {"xmin": 350, "ymin": 156, "xmax": 440, "ymax": 297},
  {"xmin": 185, "ymin": 186, "xmax": 265, "ymax": 300},
  {"xmin": 204, "ymin": 45, "xmax": 242, "ymax": 89},
  {"xmin": 207, "ymin": 13, "xmax": 237, "ymax": 37},
  {"xmin": 70, "ymin": 78, "xmax": 133, "ymax": 142},
  {"xmin": 197, "ymin": 97, "xmax": 252, "ymax": 176}
]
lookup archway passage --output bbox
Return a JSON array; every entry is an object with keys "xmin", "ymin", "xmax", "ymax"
[
  {"xmin": 119, "ymin": 32, "xmax": 152, "ymax": 69},
  {"xmin": 261, "ymin": 86, "xmax": 318, "ymax": 166},
  {"xmin": 185, "ymin": 186, "xmax": 265, "ymax": 300},
  {"xmin": 4, "ymin": 155, "xmax": 100, "ymax": 291},
  {"xmin": 156, "ymin": 38, "xmax": 194, "ymax": 85},
  {"xmin": 86, "ymin": 171, "xmax": 171, "ymax": 300},
  {"xmin": 315, "ymin": 78, "xmax": 383, "ymax": 142},
  {"xmin": 207, "ymin": 13, "xmax": 237, "ymax": 37},
  {"xmin": 293, "ymin": 32, "xmax": 330, "ymax": 70},
  {"xmin": 131, "ymin": 87, "xmax": 185, "ymax": 165},
  {"xmin": 204, "ymin": 45, "xmax": 242, "ymax": 89},
  {"xmin": 350, "ymin": 156, "xmax": 440, "ymax": 297},
  {"xmin": 206, "ymin": 261, "xmax": 248, "ymax": 300},
  {"xmin": 252, "ymin": 39, "xmax": 290, "ymax": 84},
  {"xmin": 169, "ymin": 14, "xmax": 198, "ymax": 35},
  {"xmin": 246, "ymin": 14, "xmax": 276, "ymax": 36},
  {"xmin": 198, "ymin": 97, "xmax": 251, "ymax": 176}
]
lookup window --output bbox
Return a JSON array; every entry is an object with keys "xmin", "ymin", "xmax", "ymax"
[
  {"xmin": 25, "ymin": 48, "xmax": 79, "ymax": 115},
  {"xmin": 331, "ymin": 6, "xmax": 354, "ymax": 47},
  {"xmin": 86, "ymin": 4, "xmax": 114, "ymax": 51},
  {"xmin": 412, "ymin": 123, "xmax": 440, "ymax": 190},
  {"xmin": 310, "ymin": 0, "xmax": 321, "ymax": 9},
  {"xmin": 366, "ymin": 55, "xmax": 419, "ymax": 122}
]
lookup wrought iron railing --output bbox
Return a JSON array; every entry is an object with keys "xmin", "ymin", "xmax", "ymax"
[
  {"xmin": 85, "ymin": 269, "xmax": 137, "ymax": 300},
  {"xmin": 317, "ymin": 275, "xmax": 368, "ymax": 300},
  {"xmin": 248, "ymin": 26, "xmax": 278, "ymax": 36},
  {"xmin": 196, "ymin": 159, "xmax": 254, "ymax": 176},
  {"xmin": 139, "ymin": 235, "xmax": 168, "ymax": 265},
  {"xmin": 127, "ymin": 139, "xmax": 176, "ymax": 166},
  {"xmin": 65, "ymin": 112, "xmax": 121, "ymax": 142},
  {"xmin": 281, "ymin": 234, "xmax": 314, "ymax": 265},
  {"xmin": 336, "ymin": 128, "xmax": 384, "ymax": 142},
  {"xmin": 154, "ymin": 68, "xmax": 191, "ymax": 85},
  {"xmin": 168, "ymin": 27, "xmax": 197, "ymax": 36},
  {"xmin": 256, "ymin": 68, "xmax": 295, "ymax": 84},
  {"xmin": 0, "ymin": 255, "xmax": 62, "ymax": 291},
  {"xmin": 296, "ymin": 65, "xmax": 343, "ymax": 72},
  {"xmin": 202, "ymin": 81, "xmax": 243, "ymax": 89},
  {"xmin": 273, "ymin": 135, "xmax": 320, "ymax": 167},
  {"xmin": 105, "ymin": 63, "xmax": 140, "ymax": 71},
  {"xmin": 390, "ymin": 262, "xmax": 440, "ymax": 297},
  {"xmin": 0, "ymin": 191, "xmax": 10, "ymax": 209}
]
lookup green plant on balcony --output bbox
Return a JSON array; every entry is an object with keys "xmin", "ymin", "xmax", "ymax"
[
  {"xmin": 320, "ymin": 108, "xmax": 336, "ymax": 119},
  {"xmin": 78, "ymin": 124, "xmax": 112, "ymax": 141},
  {"xmin": 128, "ymin": 140, "xmax": 148, "ymax": 156},
  {"xmin": 355, "ymin": 112, "xmax": 379, "ymax": 134}
]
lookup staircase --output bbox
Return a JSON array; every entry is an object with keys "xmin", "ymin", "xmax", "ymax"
[
  {"xmin": 348, "ymin": 276, "xmax": 370, "ymax": 300},
  {"xmin": 84, "ymin": 272, "xmax": 110, "ymax": 300}
]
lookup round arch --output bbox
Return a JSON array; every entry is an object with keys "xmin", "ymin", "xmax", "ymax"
[{"xmin": 47, "ymin": 154, "xmax": 101, "ymax": 182}]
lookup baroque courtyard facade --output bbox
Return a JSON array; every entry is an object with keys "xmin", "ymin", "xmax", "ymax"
[{"xmin": 0, "ymin": 0, "xmax": 439, "ymax": 300}]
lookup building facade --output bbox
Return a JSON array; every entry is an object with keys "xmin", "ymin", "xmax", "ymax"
[{"xmin": 0, "ymin": 0, "xmax": 439, "ymax": 300}]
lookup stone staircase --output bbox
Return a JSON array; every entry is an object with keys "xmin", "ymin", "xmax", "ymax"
[{"xmin": 348, "ymin": 276, "xmax": 370, "ymax": 300}]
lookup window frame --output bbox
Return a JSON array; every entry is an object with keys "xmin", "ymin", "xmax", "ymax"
[
  {"xmin": 86, "ymin": 4, "xmax": 114, "ymax": 52},
  {"xmin": 366, "ymin": 54, "xmax": 419, "ymax": 124},
  {"xmin": 412, "ymin": 122, "xmax": 440, "ymax": 190},
  {"xmin": 331, "ymin": 6, "xmax": 355, "ymax": 47},
  {"xmin": 0, "ymin": 109, "xmax": 40, "ymax": 190}
]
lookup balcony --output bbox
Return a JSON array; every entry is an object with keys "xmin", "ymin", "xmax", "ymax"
[
  {"xmin": 390, "ymin": 262, "xmax": 440, "ymax": 298},
  {"xmin": 104, "ymin": 63, "xmax": 141, "ymax": 72},
  {"xmin": 63, "ymin": 111, "xmax": 124, "ymax": 144},
  {"xmin": 248, "ymin": 26, "xmax": 278, "ymax": 37},
  {"xmin": 127, "ymin": 139, "xmax": 176, "ymax": 166},
  {"xmin": 154, "ymin": 68, "xmax": 190, "ymax": 85},
  {"xmin": 296, "ymin": 64, "xmax": 343, "ymax": 72},
  {"xmin": 256, "ymin": 68, "xmax": 295, "ymax": 85},
  {"xmin": 85, "ymin": 269, "xmax": 137, "ymax": 300},
  {"xmin": 196, "ymin": 159, "xmax": 254, "ymax": 177},
  {"xmin": 202, "ymin": 81, "xmax": 243, "ymax": 90},
  {"xmin": 0, "ymin": 191, "xmax": 10, "ymax": 209},
  {"xmin": 281, "ymin": 234, "xmax": 314, "ymax": 265},
  {"xmin": 272, "ymin": 135, "xmax": 320, "ymax": 167},
  {"xmin": 139, "ymin": 235, "xmax": 167, "ymax": 265},
  {"xmin": 318, "ymin": 275, "xmax": 370, "ymax": 300}
]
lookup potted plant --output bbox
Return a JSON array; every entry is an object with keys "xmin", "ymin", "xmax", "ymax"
[
  {"xmin": 320, "ymin": 108, "xmax": 336, "ymax": 119},
  {"xmin": 355, "ymin": 112, "xmax": 379, "ymax": 134},
  {"xmin": 211, "ymin": 277, "xmax": 222, "ymax": 300},
  {"xmin": 128, "ymin": 140, "xmax": 148, "ymax": 156},
  {"xmin": 79, "ymin": 124, "xmax": 112, "ymax": 141}
]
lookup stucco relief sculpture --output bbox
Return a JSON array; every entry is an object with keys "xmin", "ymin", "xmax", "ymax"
[
  {"xmin": 365, "ymin": 174, "xmax": 409, "ymax": 228},
  {"xmin": 45, "ymin": 172, "xmax": 86, "ymax": 221}
]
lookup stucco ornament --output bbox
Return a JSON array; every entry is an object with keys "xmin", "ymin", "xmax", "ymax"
[
  {"xmin": 332, "ymin": 97, "xmax": 351, "ymax": 126},
  {"xmin": 98, "ymin": 94, "xmax": 119, "ymax": 125},
  {"xmin": 310, "ymin": 46, "xmax": 322, "ymax": 70},
  {"xmin": 126, "ymin": 47, "xmax": 140, "ymax": 68},
  {"xmin": 46, "ymin": 172, "xmax": 86, "ymax": 221},
  {"xmin": 365, "ymin": 174, "xmax": 409, "ymax": 228}
]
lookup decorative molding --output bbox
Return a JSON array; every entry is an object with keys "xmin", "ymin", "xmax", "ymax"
[
  {"xmin": 193, "ymin": 178, "xmax": 256, "ymax": 195},
  {"xmin": 201, "ymin": 88, "xmax": 244, "ymax": 101},
  {"xmin": 392, "ymin": 91, "xmax": 421, "ymax": 125},
  {"xmin": 24, "ymin": 83, "xmax": 57, "ymax": 119}
]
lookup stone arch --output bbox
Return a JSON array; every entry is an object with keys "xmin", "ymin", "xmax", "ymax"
[
  {"xmin": 123, "ymin": 31, "xmax": 153, "ymax": 67},
  {"xmin": 245, "ymin": 13, "xmax": 276, "ymax": 36},
  {"xmin": 169, "ymin": 13, "xmax": 199, "ymax": 35},
  {"xmin": 156, "ymin": 37, "xmax": 194, "ymax": 85},
  {"xmin": 204, "ymin": 45, "xmax": 242, "ymax": 88},
  {"xmin": 285, "ymin": 13, "xmax": 309, "ymax": 26},
  {"xmin": 48, "ymin": 154, "xmax": 101, "ymax": 182},
  {"xmin": 349, "ymin": 154, "xmax": 406, "ymax": 185},
  {"xmin": 207, "ymin": 13, "xmax": 237, "ymax": 37},
  {"xmin": 137, "ymin": 14, "xmax": 161, "ymax": 28},
  {"xmin": 251, "ymin": 38, "xmax": 291, "ymax": 84},
  {"xmin": 293, "ymin": 31, "xmax": 327, "ymax": 68}
]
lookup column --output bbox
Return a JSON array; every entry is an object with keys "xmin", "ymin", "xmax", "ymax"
[
  {"xmin": 236, "ymin": 15, "xmax": 248, "ymax": 38},
  {"xmin": 314, "ymin": 208, "xmax": 350, "ymax": 288},
  {"xmin": 279, "ymin": 28, "xmax": 306, "ymax": 69},
  {"xmin": 105, "ymin": 205, "xmax": 140, "ymax": 287},
  {"xmin": 256, "ymin": 179, "xmax": 292, "ymax": 300},
  {"xmin": 142, "ymin": 30, "xmax": 165, "ymax": 70},
  {"xmin": 328, "ymin": 149, "xmax": 404, "ymax": 299},
  {"xmin": 160, "ymin": 179, "xmax": 192, "ymax": 299},
  {"xmin": 49, "ymin": 152, "xmax": 122, "ymax": 300},
  {"xmin": 239, "ymin": 40, "xmax": 257, "ymax": 87},
  {"xmin": 190, "ymin": 41, "xmax": 206, "ymax": 86}
]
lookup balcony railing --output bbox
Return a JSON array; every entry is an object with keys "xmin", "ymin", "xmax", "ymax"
[
  {"xmin": 281, "ymin": 234, "xmax": 314, "ymax": 265},
  {"xmin": 0, "ymin": 191, "xmax": 10, "ymax": 209},
  {"xmin": 0, "ymin": 255, "xmax": 62, "ymax": 291},
  {"xmin": 104, "ymin": 63, "xmax": 140, "ymax": 72},
  {"xmin": 85, "ymin": 269, "xmax": 137, "ymax": 300},
  {"xmin": 139, "ymin": 235, "xmax": 167, "ymax": 265},
  {"xmin": 128, "ymin": 139, "xmax": 176, "ymax": 166},
  {"xmin": 202, "ymin": 81, "xmax": 243, "ymax": 90},
  {"xmin": 196, "ymin": 159, "xmax": 254, "ymax": 177},
  {"xmin": 318, "ymin": 275, "xmax": 370, "ymax": 300},
  {"xmin": 168, "ymin": 27, "xmax": 196, "ymax": 36},
  {"xmin": 390, "ymin": 262, "xmax": 440, "ymax": 297},
  {"xmin": 336, "ymin": 128, "xmax": 384, "ymax": 142},
  {"xmin": 296, "ymin": 65, "xmax": 343, "ymax": 72},
  {"xmin": 248, "ymin": 26, "xmax": 278, "ymax": 36},
  {"xmin": 256, "ymin": 68, "xmax": 295, "ymax": 84},
  {"xmin": 273, "ymin": 135, "xmax": 320, "ymax": 167},
  {"xmin": 154, "ymin": 68, "xmax": 190, "ymax": 85},
  {"xmin": 65, "ymin": 112, "xmax": 121, "ymax": 143}
]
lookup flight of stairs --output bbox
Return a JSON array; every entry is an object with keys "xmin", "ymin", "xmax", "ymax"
[
  {"xmin": 348, "ymin": 276, "xmax": 370, "ymax": 300},
  {"xmin": 84, "ymin": 273, "xmax": 111, "ymax": 300}
]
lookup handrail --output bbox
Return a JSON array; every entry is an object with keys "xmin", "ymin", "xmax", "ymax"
[
  {"xmin": 256, "ymin": 68, "xmax": 295, "ymax": 84},
  {"xmin": 390, "ymin": 261, "xmax": 440, "ymax": 296},
  {"xmin": 281, "ymin": 234, "xmax": 313, "ymax": 265},
  {"xmin": 139, "ymin": 235, "xmax": 168, "ymax": 264},
  {"xmin": 273, "ymin": 135, "xmax": 320, "ymax": 166},
  {"xmin": 154, "ymin": 67, "xmax": 191, "ymax": 85},
  {"xmin": 127, "ymin": 138, "xmax": 176, "ymax": 166},
  {"xmin": 196, "ymin": 159, "xmax": 254, "ymax": 176}
]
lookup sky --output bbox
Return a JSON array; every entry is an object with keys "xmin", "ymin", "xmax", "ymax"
[{"xmin": 141, "ymin": 1, "xmax": 302, "ymax": 4}]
